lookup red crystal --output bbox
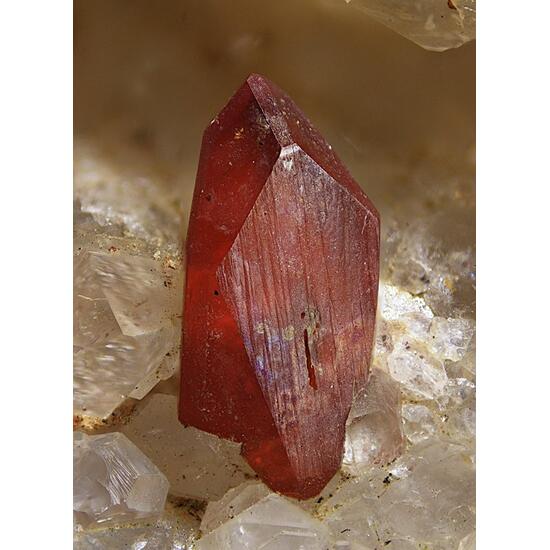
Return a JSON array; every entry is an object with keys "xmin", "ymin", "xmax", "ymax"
[{"xmin": 179, "ymin": 74, "xmax": 380, "ymax": 499}]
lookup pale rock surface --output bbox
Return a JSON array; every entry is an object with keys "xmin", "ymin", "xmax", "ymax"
[
  {"xmin": 74, "ymin": 432, "xmax": 169, "ymax": 527},
  {"xmin": 325, "ymin": 0, "xmax": 475, "ymax": 51},
  {"xmin": 74, "ymin": 250, "xmax": 181, "ymax": 418},
  {"xmin": 197, "ymin": 493, "xmax": 331, "ymax": 550},
  {"xmin": 343, "ymin": 367, "xmax": 404, "ymax": 473},
  {"xmin": 122, "ymin": 394, "xmax": 255, "ymax": 500}
]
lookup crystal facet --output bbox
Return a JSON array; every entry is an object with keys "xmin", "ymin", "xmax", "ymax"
[
  {"xmin": 197, "ymin": 492, "xmax": 331, "ymax": 550},
  {"xmin": 179, "ymin": 74, "xmax": 380, "ymax": 499},
  {"xmin": 74, "ymin": 250, "xmax": 181, "ymax": 418},
  {"xmin": 73, "ymin": 432, "xmax": 169, "ymax": 526}
]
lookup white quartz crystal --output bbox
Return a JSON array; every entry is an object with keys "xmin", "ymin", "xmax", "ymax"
[
  {"xmin": 325, "ymin": 0, "xmax": 475, "ymax": 51},
  {"xmin": 197, "ymin": 493, "xmax": 331, "ymax": 550},
  {"xmin": 122, "ymin": 394, "xmax": 255, "ymax": 500},
  {"xmin": 74, "ymin": 432, "xmax": 169, "ymax": 526},
  {"xmin": 344, "ymin": 367, "xmax": 403, "ymax": 473},
  {"xmin": 201, "ymin": 481, "xmax": 272, "ymax": 533},
  {"xmin": 377, "ymin": 282, "xmax": 474, "ymax": 402},
  {"xmin": 73, "ymin": 250, "xmax": 181, "ymax": 418}
]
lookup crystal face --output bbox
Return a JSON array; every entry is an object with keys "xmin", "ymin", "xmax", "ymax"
[
  {"xmin": 197, "ymin": 492, "xmax": 331, "ymax": 550},
  {"xmin": 73, "ymin": 249, "xmax": 181, "ymax": 418},
  {"xmin": 73, "ymin": 432, "xmax": 169, "ymax": 526},
  {"xmin": 179, "ymin": 74, "xmax": 380, "ymax": 499}
]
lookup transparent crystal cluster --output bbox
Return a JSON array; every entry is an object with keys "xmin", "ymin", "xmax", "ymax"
[{"xmin": 74, "ymin": 141, "xmax": 183, "ymax": 419}]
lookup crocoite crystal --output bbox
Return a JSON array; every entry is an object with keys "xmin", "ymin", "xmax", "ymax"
[{"xmin": 179, "ymin": 74, "xmax": 380, "ymax": 499}]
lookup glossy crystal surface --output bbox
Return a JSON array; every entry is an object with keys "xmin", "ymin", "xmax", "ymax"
[{"xmin": 179, "ymin": 74, "xmax": 380, "ymax": 499}]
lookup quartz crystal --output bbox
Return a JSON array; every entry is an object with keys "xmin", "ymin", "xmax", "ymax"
[
  {"xmin": 197, "ymin": 492, "xmax": 331, "ymax": 550},
  {"xmin": 377, "ymin": 283, "xmax": 474, "ymax": 401},
  {"xmin": 327, "ymin": 0, "xmax": 476, "ymax": 52},
  {"xmin": 200, "ymin": 481, "xmax": 272, "ymax": 533},
  {"xmin": 73, "ymin": 503, "xmax": 199, "ymax": 550},
  {"xmin": 180, "ymin": 74, "xmax": 380, "ymax": 499},
  {"xmin": 122, "ymin": 394, "xmax": 255, "ymax": 500},
  {"xmin": 324, "ymin": 440, "xmax": 475, "ymax": 549},
  {"xmin": 343, "ymin": 367, "xmax": 403, "ymax": 473},
  {"xmin": 74, "ymin": 250, "xmax": 181, "ymax": 418},
  {"xmin": 73, "ymin": 432, "xmax": 169, "ymax": 526}
]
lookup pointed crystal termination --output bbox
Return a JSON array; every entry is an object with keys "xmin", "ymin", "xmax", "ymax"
[{"xmin": 179, "ymin": 74, "xmax": 380, "ymax": 499}]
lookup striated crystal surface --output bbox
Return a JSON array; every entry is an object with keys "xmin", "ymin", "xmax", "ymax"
[
  {"xmin": 180, "ymin": 73, "xmax": 380, "ymax": 499},
  {"xmin": 197, "ymin": 492, "xmax": 331, "ymax": 550},
  {"xmin": 122, "ymin": 394, "xmax": 255, "ymax": 500},
  {"xmin": 326, "ymin": 0, "xmax": 476, "ymax": 52},
  {"xmin": 73, "ymin": 432, "xmax": 169, "ymax": 527}
]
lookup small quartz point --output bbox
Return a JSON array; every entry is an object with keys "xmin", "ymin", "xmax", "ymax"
[
  {"xmin": 343, "ymin": 366, "xmax": 404, "ymax": 473},
  {"xmin": 122, "ymin": 394, "xmax": 254, "ymax": 500},
  {"xmin": 332, "ymin": 0, "xmax": 476, "ymax": 52},
  {"xmin": 180, "ymin": 73, "xmax": 380, "ymax": 499},
  {"xmin": 197, "ymin": 491, "xmax": 331, "ymax": 550},
  {"xmin": 73, "ymin": 432, "xmax": 169, "ymax": 527}
]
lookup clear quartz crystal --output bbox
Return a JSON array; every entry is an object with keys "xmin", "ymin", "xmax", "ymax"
[
  {"xmin": 73, "ymin": 250, "xmax": 181, "ymax": 418},
  {"xmin": 201, "ymin": 481, "xmax": 272, "ymax": 533},
  {"xmin": 325, "ymin": 0, "xmax": 475, "ymax": 51},
  {"xmin": 122, "ymin": 394, "xmax": 255, "ymax": 500},
  {"xmin": 344, "ymin": 367, "xmax": 404, "ymax": 473},
  {"xmin": 401, "ymin": 403, "xmax": 438, "ymax": 444},
  {"xmin": 377, "ymin": 282, "xmax": 474, "ymax": 402},
  {"xmin": 74, "ymin": 138, "xmax": 183, "ymax": 420},
  {"xmin": 73, "ymin": 432, "xmax": 169, "ymax": 527},
  {"xmin": 197, "ymin": 493, "xmax": 331, "ymax": 550}
]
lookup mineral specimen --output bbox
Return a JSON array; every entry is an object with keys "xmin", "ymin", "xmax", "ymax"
[
  {"xmin": 343, "ymin": 366, "xmax": 404, "ymax": 474},
  {"xmin": 73, "ymin": 432, "xmax": 169, "ymax": 526},
  {"xmin": 179, "ymin": 74, "xmax": 380, "ymax": 499}
]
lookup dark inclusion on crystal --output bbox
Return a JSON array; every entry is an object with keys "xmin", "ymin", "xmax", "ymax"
[{"xmin": 179, "ymin": 74, "xmax": 380, "ymax": 499}]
